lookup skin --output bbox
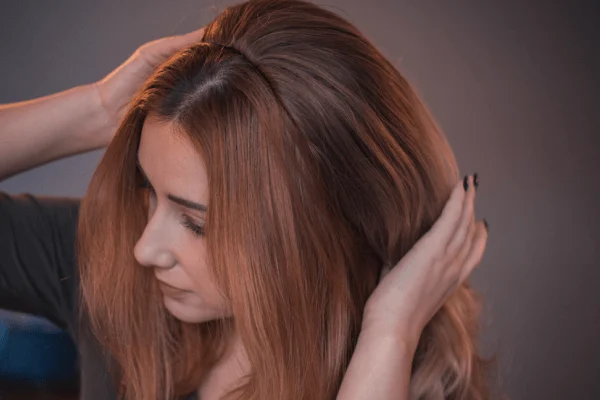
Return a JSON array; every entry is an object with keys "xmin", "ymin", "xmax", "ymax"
[
  {"xmin": 135, "ymin": 116, "xmax": 250, "ymax": 398},
  {"xmin": 0, "ymin": 29, "xmax": 206, "ymax": 181},
  {"xmin": 134, "ymin": 116, "xmax": 488, "ymax": 400},
  {"xmin": 134, "ymin": 116, "xmax": 229, "ymax": 323},
  {"xmin": 0, "ymin": 27, "xmax": 489, "ymax": 400},
  {"xmin": 339, "ymin": 175, "xmax": 488, "ymax": 399}
]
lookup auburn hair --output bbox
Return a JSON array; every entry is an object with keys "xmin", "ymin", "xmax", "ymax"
[{"xmin": 78, "ymin": 0, "xmax": 493, "ymax": 399}]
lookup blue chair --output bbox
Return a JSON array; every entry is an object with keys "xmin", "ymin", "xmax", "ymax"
[{"xmin": 0, "ymin": 310, "xmax": 78, "ymax": 385}]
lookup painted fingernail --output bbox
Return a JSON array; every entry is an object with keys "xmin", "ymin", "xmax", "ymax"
[
  {"xmin": 473, "ymin": 172, "xmax": 479, "ymax": 190},
  {"xmin": 463, "ymin": 175, "xmax": 469, "ymax": 191},
  {"xmin": 483, "ymin": 218, "xmax": 489, "ymax": 232}
]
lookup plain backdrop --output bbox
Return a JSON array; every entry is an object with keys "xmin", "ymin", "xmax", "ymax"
[{"xmin": 1, "ymin": 1, "xmax": 598, "ymax": 399}]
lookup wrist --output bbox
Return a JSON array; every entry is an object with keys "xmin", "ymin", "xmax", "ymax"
[
  {"xmin": 87, "ymin": 81, "xmax": 117, "ymax": 148},
  {"xmin": 361, "ymin": 308, "xmax": 422, "ymax": 353},
  {"xmin": 360, "ymin": 322, "xmax": 420, "ymax": 356},
  {"xmin": 338, "ymin": 320, "xmax": 417, "ymax": 400}
]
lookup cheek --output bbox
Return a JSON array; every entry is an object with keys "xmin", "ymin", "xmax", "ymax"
[
  {"xmin": 184, "ymin": 264, "xmax": 225, "ymax": 304},
  {"xmin": 164, "ymin": 246, "xmax": 232, "ymax": 323},
  {"xmin": 179, "ymin": 244, "xmax": 229, "ymax": 309}
]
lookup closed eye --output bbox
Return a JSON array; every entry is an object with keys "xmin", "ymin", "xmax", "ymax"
[{"xmin": 180, "ymin": 214, "xmax": 205, "ymax": 237}]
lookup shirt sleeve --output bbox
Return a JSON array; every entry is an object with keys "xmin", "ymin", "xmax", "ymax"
[{"xmin": 0, "ymin": 191, "xmax": 81, "ymax": 331}]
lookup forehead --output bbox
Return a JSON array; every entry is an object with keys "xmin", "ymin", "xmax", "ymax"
[{"xmin": 138, "ymin": 116, "xmax": 208, "ymax": 197}]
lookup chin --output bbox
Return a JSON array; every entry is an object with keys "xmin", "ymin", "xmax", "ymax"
[{"xmin": 162, "ymin": 295, "xmax": 226, "ymax": 323}]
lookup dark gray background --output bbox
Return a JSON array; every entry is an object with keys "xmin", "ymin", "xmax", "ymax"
[{"xmin": 1, "ymin": 1, "xmax": 598, "ymax": 399}]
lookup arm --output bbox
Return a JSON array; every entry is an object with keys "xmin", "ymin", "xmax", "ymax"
[
  {"xmin": 0, "ymin": 27, "xmax": 205, "ymax": 182},
  {"xmin": 0, "ymin": 28, "xmax": 206, "ymax": 328},
  {"xmin": 0, "ymin": 84, "xmax": 112, "ymax": 181},
  {"xmin": 337, "ymin": 176, "xmax": 489, "ymax": 399},
  {"xmin": 336, "ymin": 330, "xmax": 416, "ymax": 400}
]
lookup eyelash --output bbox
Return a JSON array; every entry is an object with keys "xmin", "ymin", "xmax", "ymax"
[
  {"xmin": 180, "ymin": 214, "xmax": 206, "ymax": 237},
  {"xmin": 136, "ymin": 174, "xmax": 205, "ymax": 237}
]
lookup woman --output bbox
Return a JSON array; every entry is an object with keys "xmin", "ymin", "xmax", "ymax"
[{"xmin": 0, "ymin": 0, "xmax": 490, "ymax": 399}]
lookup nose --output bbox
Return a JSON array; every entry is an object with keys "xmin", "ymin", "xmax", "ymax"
[{"xmin": 133, "ymin": 215, "xmax": 176, "ymax": 269}]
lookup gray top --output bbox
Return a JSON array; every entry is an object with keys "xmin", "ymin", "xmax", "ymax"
[{"xmin": 0, "ymin": 192, "xmax": 198, "ymax": 400}]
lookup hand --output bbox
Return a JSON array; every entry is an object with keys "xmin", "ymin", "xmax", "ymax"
[
  {"xmin": 362, "ymin": 174, "xmax": 488, "ymax": 347},
  {"xmin": 93, "ymin": 27, "xmax": 205, "ymax": 145}
]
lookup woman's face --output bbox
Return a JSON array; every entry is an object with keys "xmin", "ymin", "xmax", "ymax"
[{"xmin": 134, "ymin": 115, "xmax": 231, "ymax": 323}]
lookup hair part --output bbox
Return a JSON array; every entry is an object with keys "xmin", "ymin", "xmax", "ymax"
[{"xmin": 78, "ymin": 0, "xmax": 494, "ymax": 399}]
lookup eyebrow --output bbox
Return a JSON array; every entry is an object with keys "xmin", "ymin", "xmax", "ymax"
[{"xmin": 136, "ymin": 157, "xmax": 207, "ymax": 213}]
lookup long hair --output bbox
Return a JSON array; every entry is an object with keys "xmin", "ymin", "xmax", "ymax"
[{"xmin": 78, "ymin": 0, "xmax": 492, "ymax": 398}]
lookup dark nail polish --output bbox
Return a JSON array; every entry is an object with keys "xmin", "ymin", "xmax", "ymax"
[
  {"xmin": 463, "ymin": 175, "xmax": 469, "ymax": 191},
  {"xmin": 473, "ymin": 172, "xmax": 479, "ymax": 190},
  {"xmin": 483, "ymin": 218, "xmax": 489, "ymax": 232}
]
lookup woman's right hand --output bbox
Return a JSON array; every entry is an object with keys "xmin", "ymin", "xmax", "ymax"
[
  {"xmin": 94, "ymin": 27, "xmax": 205, "ymax": 145},
  {"xmin": 0, "ymin": 27, "xmax": 205, "ymax": 181}
]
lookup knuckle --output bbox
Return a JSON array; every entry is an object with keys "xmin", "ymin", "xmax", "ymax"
[
  {"xmin": 446, "ymin": 258, "xmax": 463, "ymax": 276},
  {"xmin": 137, "ymin": 43, "xmax": 150, "ymax": 54},
  {"xmin": 430, "ymin": 249, "xmax": 445, "ymax": 267},
  {"xmin": 447, "ymin": 234, "xmax": 464, "ymax": 257}
]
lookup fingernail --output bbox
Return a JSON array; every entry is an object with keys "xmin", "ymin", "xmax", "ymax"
[
  {"xmin": 463, "ymin": 175, "xmax": 469, "ymax": 191},
  {"xmin": 483, "ymin": 218, "xmax": 489, "ymax": 232},
  {"xmin": 473, "ymin": 172, "xmax": 479, "ymax": 190}
]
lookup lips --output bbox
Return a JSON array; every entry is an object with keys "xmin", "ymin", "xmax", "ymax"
[{"xmin": 157, "ymin": 281, "xmax": 188, "ymax": 297}]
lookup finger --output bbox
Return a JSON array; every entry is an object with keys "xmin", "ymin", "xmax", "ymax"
[
  {"xmin": 451, "ymin": 216, "xmax": 475, "ymax": 274},
  {"xmin": 446, "ymin": 174, "xmax": 476, "ymax": 258},
  {"xmin": 140, "ymin": 28, "xmax": 205, "ymax": 61},
  {"xmin": 419, "ymin": 176, "xmax": 466, "ymax": 250},
  {"xmin": 166, "ymin": 27, "xmax": 206, "ymax": 49},
  {"xmin": 458, "ymin": 220, "xmax": 488, "ymax": 283}
]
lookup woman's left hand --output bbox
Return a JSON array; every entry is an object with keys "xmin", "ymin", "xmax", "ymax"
[{"xmin": 361, "ymin": 174, "xmax": 489, "ymax": 347}]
